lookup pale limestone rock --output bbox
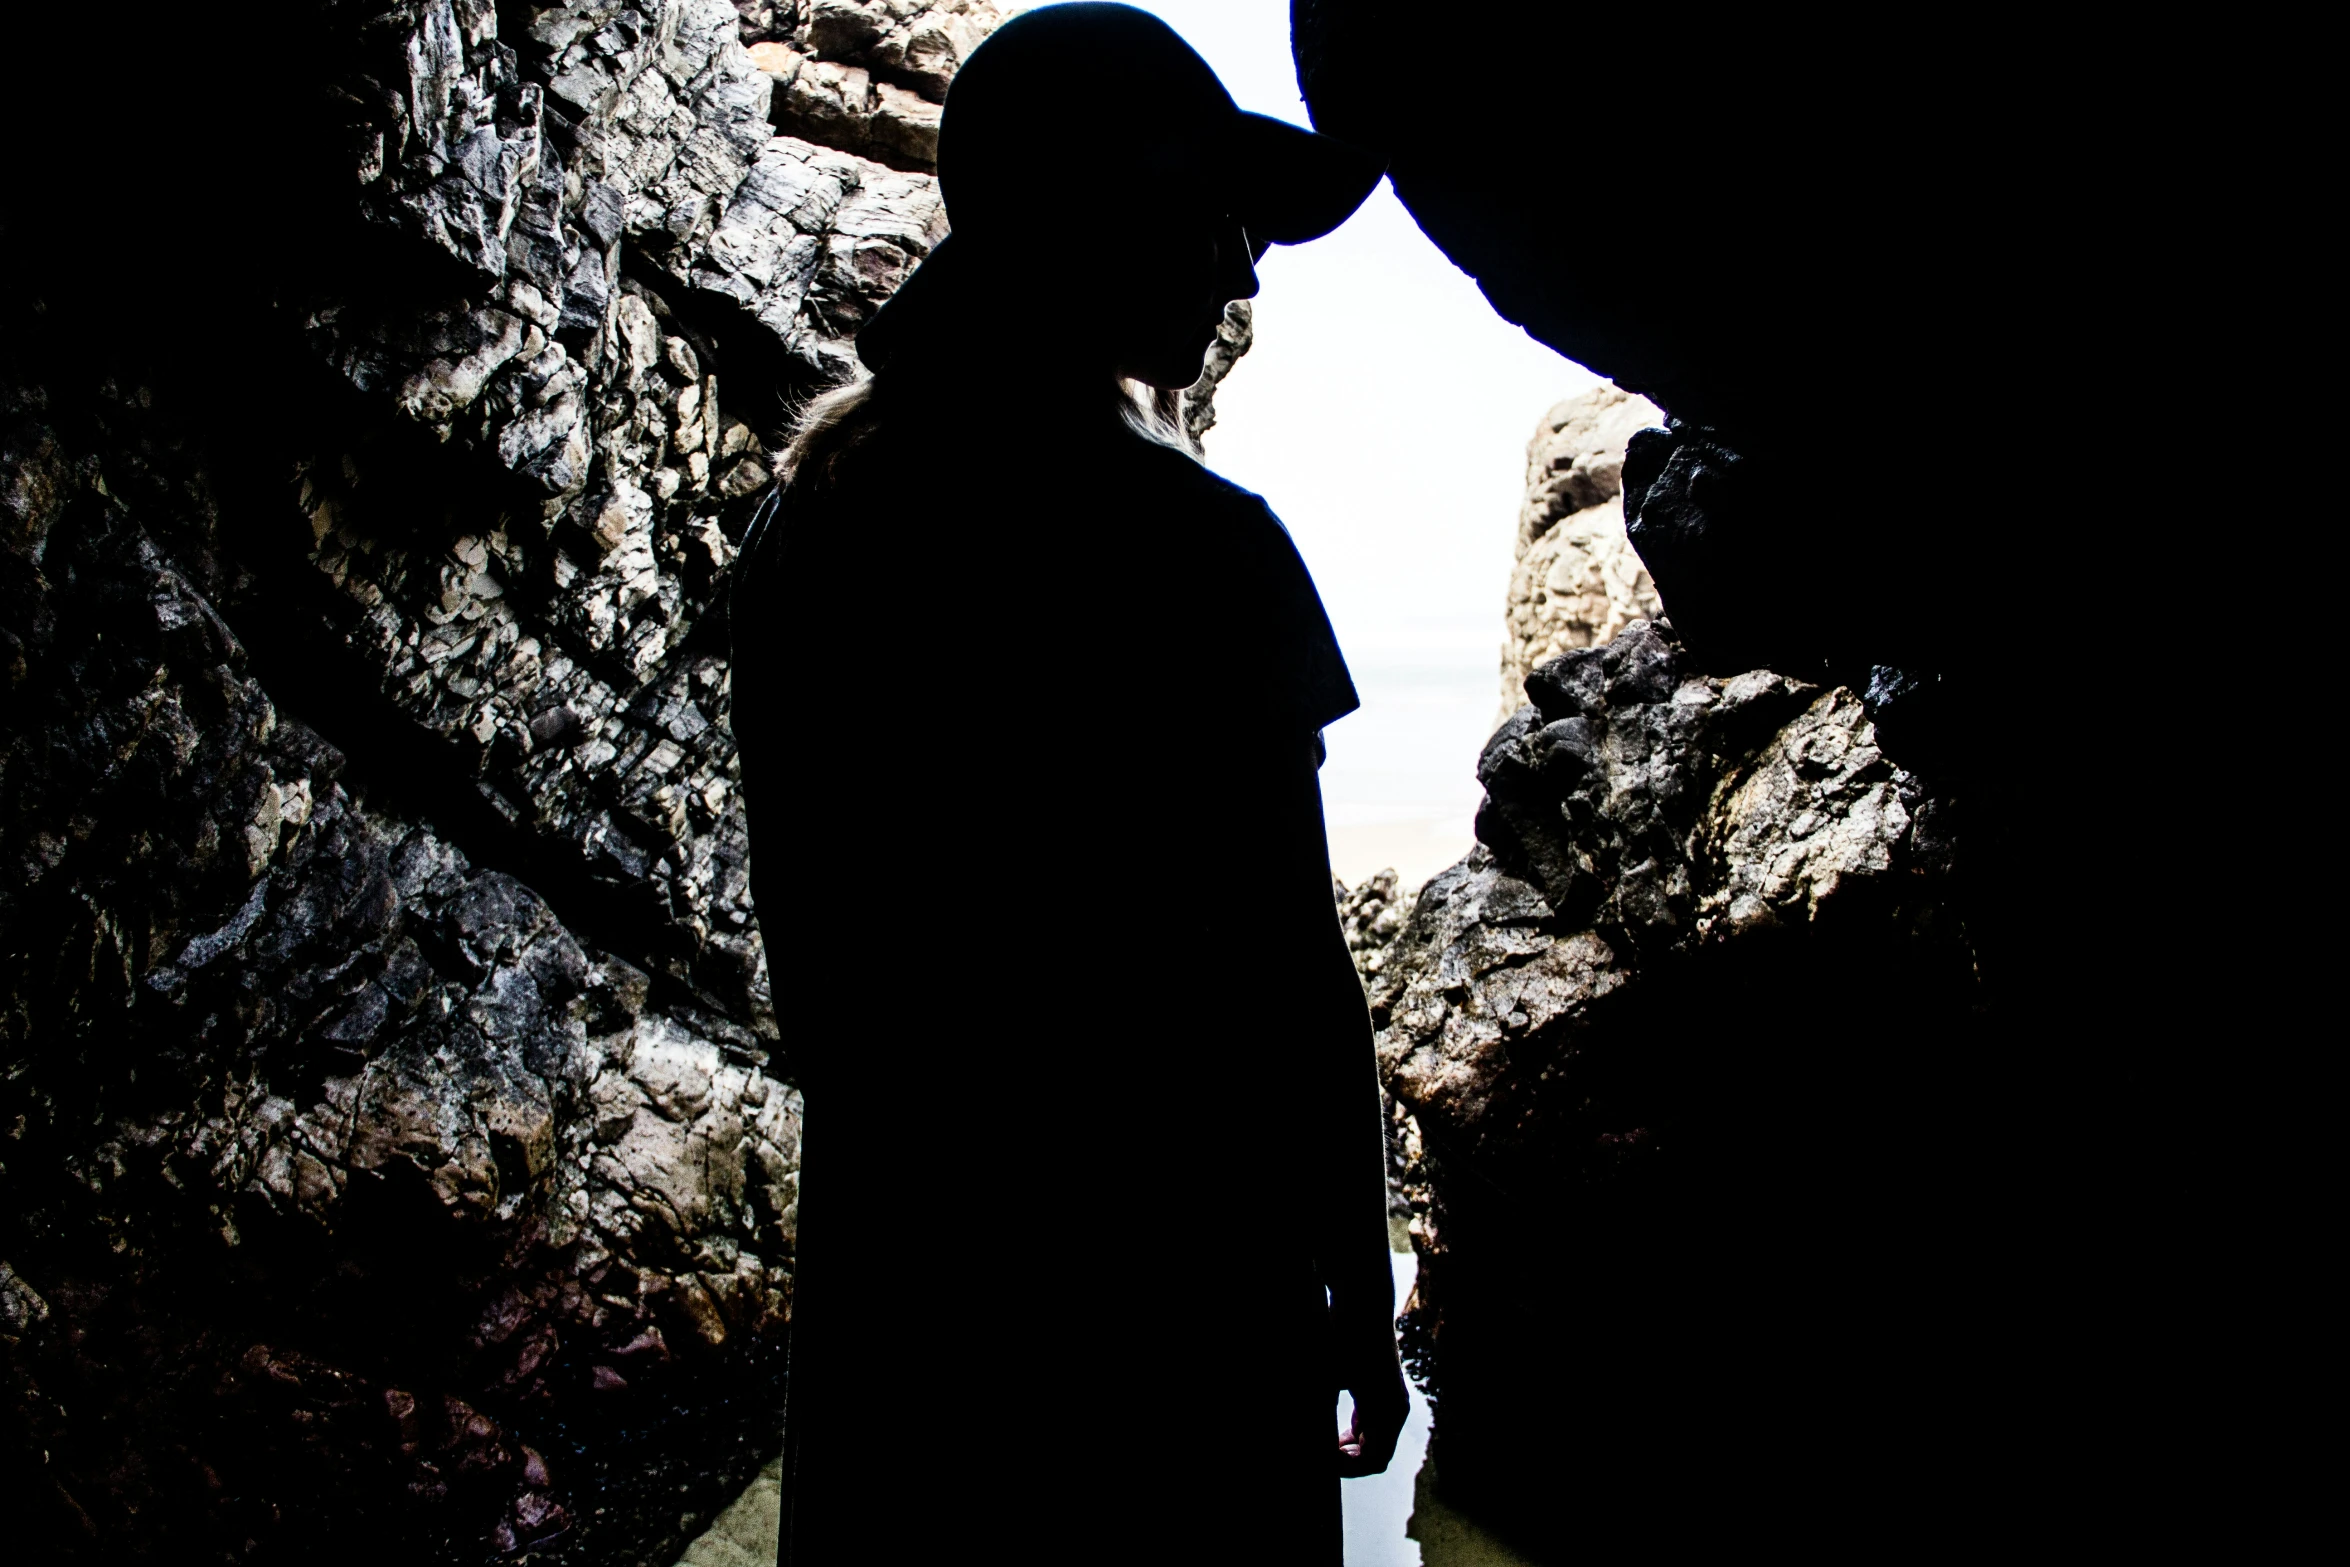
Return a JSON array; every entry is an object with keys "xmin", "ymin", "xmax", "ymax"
[
  {"xmin": 761, "ymin": 0, "xmax": 1006, "ymax": 172},
  {"xmin": 1498, "ymin": 385, "xmax": 1667, "ymax": 719}
]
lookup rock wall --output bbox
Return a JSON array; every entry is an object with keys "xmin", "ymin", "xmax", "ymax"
[
  {"xmin": 740, "ymin": 1, "xmax": 1007, "ymax": 173},
  {"xmin": 0, "ymin": 1, "xmax": 1263, "ymax": 1560},
  {"xmin": 1289, "ymin": 2, "xmax": 2240, "ymax": 1533},
  {"xmin": 1496, "ymin": 384, "xmax": 1662, "ymax": 721},
  {"xmin": 4, "ymin": 330, "xmax": 808, "ymax": 1563},
  {"xmin": 1361, "ymin": 621, "xmax": 1977, "ymax": 1551}
]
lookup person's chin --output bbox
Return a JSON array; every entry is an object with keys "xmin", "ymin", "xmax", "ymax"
[
  {"xmin": 1170, "ymin": 329, "xmax": 1220, "ymax": 384},
  {"xmin": 1131, "ymin": 352, "xmax": 1207, "ymax": 392}
]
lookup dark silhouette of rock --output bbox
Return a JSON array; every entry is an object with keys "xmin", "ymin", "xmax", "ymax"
[
  {"xmin": 1287, "ymin": 3, "xmax": 2227, "ymax": 752},
  {"xmin": 744, "ymin": 2, "xmax": 1007, "ymax": 173},
  {"xmin": 1290, "ymin": 4, "xmax": 2294, "ymax": 1546}
]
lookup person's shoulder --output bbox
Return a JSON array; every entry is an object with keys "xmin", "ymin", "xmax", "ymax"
[{"xmin": 1117, "ymin": 433, "xmax": 1292, "ymax": 539}]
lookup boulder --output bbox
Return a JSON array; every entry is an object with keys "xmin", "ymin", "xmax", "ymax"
[
  {"xmin": 1364, "ymin": 621, "xmax": 1980, "ymax": 1549},
  {"xmin": 1496, "ymin": 384, "xmax": 1663, "ymax": 720}
]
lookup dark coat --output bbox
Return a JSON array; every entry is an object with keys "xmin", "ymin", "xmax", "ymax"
[{"xmin": 730, "ymin": 397, "xmax": 1374, "ymax": 1564}]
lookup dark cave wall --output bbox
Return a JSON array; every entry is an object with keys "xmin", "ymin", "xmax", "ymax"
[
  {"xmin": 1288, "ymin": 0, "xmax": 2188, "ymax": 702},
  {"xmin": 0, "ymin": 0, "xmax": 2281, "ymax": 1556},
  {"xmin": 1360, "ymin": 625, "xmax": 1981, "ymax": 1551},
  {"xmin": 1292, "ymin": 1, "xmax": 2267, "ymax": 1548}
]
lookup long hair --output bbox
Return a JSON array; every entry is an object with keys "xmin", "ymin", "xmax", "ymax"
[{"xmin": 780, "ymin": 361, "xmax": 1195, "ymax": 493}]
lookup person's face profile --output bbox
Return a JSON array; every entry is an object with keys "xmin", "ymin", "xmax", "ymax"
[{"xmin": 1095, "ymin": 188, "xmax": 1260, "ymax": 390}]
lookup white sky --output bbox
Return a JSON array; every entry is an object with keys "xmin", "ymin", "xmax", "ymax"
[{"xmin": 1121, "ymin": 2, "xmax": 1603, "ymax": 886}]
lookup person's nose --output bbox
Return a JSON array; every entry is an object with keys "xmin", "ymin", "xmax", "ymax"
[{"xmin": 1220, "ymin": 218, "xmax": 1260, "ymax": 302}]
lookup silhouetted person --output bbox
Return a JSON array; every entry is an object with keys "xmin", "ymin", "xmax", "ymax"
[{"xmin": 728, "ymin": 7, "xmax": 1401, "ymax": 1561}]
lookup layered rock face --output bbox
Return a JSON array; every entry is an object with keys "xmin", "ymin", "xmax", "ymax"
[
  {"xmin": 738, "ymin": 1, "xmax": 1006, "ymax": 173},
  {"xmin": 0, "ymin": 0, "xmax": 1282, "ymax": 1558},
  {"xmin": 3, "ymin": 334, "xmax": 804, "ymax": 1564},
  {"xmin": 1496, "ymin": 385, "xmax": 1662, "ymax": 720}
]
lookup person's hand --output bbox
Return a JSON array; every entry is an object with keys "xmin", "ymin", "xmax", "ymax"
[{"xmin": 1334, "ymin": 1321, "xmax": 1410, "ymax": 1477}]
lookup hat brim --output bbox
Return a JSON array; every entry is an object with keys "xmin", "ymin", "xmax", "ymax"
[
  {"xmin": 1221, "ymin": 112, "xmax": 1386, "ymax": 247},
  {"xmin": 857, "ymin": 117, "xmax": 1383, "ymax": 373}
]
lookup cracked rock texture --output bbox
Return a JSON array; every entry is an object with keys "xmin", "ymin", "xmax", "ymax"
[
  {"xmin": 739, "ymin": 1, "xmax": 1007, "ymax": 173},
  {"xmin": 1334, "ymin": 869, "xmax": 1414, "ymax": 991},
  {"xmin": 1362, "ymin": 620, "xmax": 1978, "ymax": 1550},
  {"xmin": 2, "ymin": 0, "xmax": 1246, "ymax": 1553},
  {"xmin": 0, "ymin": 0, "xmax": 1268, "ymax": 1558},
  {"xmin": 3, "ymin": 312, "xmax": 801, "ymax": 1566},
  {"xmin": 1496, "ymin": 385, "xmax": 1663, "ymax": 721}
]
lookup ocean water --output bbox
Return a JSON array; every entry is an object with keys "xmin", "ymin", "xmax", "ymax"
[{"xmin": 1321, "ymin": 618, "xmax": 1508, "ymax": 890}]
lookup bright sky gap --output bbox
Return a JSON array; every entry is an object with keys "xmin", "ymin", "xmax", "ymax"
[{"xmin": 1123, "ymin": 2, "xmax": 1603, "ymax": 886}]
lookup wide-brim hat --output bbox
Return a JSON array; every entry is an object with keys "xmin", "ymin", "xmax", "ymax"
[{"xmin": 857, "ymin": 3, "xmax": 1385, "ymax": 372}]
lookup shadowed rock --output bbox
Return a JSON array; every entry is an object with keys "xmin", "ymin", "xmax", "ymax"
[
  {"xmin": 1365, "ymin": 622, "xmax": 1978, "ymax": 1552},
  {"xmin": 2, "ymin": 330, "xmax": 802, "ymax": 1562}
]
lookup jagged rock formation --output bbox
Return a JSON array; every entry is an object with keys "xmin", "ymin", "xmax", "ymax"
[
  {"xmin": 2, "ymin": 351, "xmax": 803, "ymax": 1561},
  {"xmin": 0, "ymin": 0, "xmax": 1268, "ymax": 1557},
  {"xmin": 1334, "ymin": 868, "xmax": 1414, "ymax": 989},
  {"xmin": 1, "ymin": 366, "xmax": 771, "ymax": 1562},
  {"xmin": 1497, "ymin": 385, "xmax": 1662, "ymax": 720},
  {"xmin": 1360, "ymin": 621, "xmax": 1977, "ymax": 1551},
  {"xmin": 1, "ymin": 1, "xmax": 1255, "ymax": 1554},
  {"xmin": 739, "ymin": 1, "xmax": 1006, "ymax": 173},
  {"xmin": 1290, "ymin": 6, "xmax": 2267, "ymax": 1544},
  {"xmin": 1183, "ymin": 301, "xmax": 1257, "ymax": 449}
]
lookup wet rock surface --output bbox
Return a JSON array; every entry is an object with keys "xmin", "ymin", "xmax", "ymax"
[
  {"xmin": 1362, "ymin": 621, "xmax": 1979, "ymax": 1551},
  {"xmin": 0, "ymin": 0, "xmax": 1110, "ymax": 1559},
  {"xmin": 2, "ymin": 321, "xmax": 800, "ymax": 1564}
]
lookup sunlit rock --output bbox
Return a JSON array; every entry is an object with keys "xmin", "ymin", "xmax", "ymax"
[{"xmin": 1496, "ymin": 384, "xmax": 1664, "ymax": 720}]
